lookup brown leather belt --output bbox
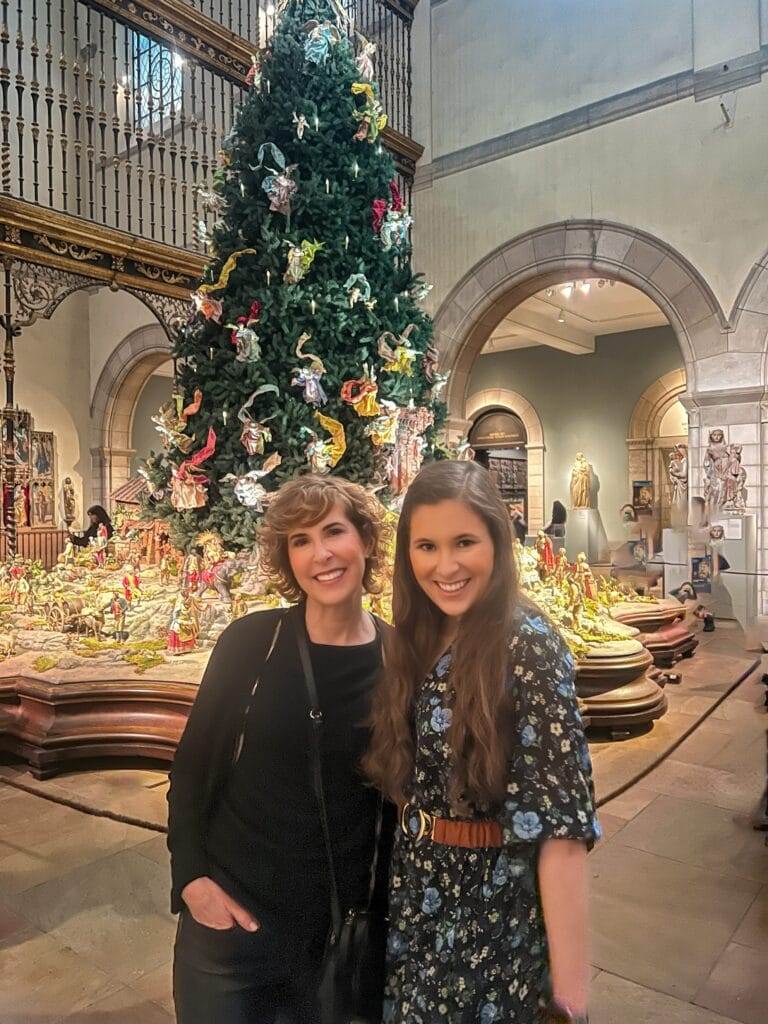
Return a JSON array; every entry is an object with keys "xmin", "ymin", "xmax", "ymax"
[{"xmin": 400, "ymin": 803, "xmax": 504, "ymax": 848}]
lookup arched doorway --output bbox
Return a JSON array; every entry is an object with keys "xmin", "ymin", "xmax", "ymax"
[
  {"xmin": 90, "ymin": 324, "xmax": 172, "ymax": 507},
  {"xmin": 469, "ymin": 409, "xmax": 529, "ymax": 518},
  {"xmin": 465, "ymin": 389, "xmax": 546, "ymax": 530}
]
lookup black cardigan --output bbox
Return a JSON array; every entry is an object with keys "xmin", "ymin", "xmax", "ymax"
[
  {"xmin": 167, "ymin": 606, "xmax": 286, "ymax": 912},
  {"xmin": 166, "ymin": 605, "xmax": 392, "ymax": 915}
]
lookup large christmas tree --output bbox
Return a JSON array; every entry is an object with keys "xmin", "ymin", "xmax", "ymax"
[{"xmin": 143, "ymin": 0, "xmax": 443, "ymax": 551}]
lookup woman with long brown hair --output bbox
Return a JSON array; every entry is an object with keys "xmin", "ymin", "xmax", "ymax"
[{"xmin": 364, "ymin": 460, "xmax": 600, "ymax": 1023}]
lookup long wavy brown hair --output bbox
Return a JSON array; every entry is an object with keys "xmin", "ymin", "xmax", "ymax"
[{"xmin": 363, "ymin": 460, "xmax": 520, "ymax": 813}]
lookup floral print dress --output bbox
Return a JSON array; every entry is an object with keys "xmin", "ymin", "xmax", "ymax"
[{"xmin": 384, "ymin": 608, "xmax": 601, "ymax": 1024}]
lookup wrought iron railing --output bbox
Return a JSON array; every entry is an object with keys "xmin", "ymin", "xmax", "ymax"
[{"xmin": 0, "ymin": 0, "xmax": 418, "ymax": 256}]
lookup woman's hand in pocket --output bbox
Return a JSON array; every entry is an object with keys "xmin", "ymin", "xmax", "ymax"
[{"xmin": 181, "ymin": 877, "xmax": 260, "ymax": 932}]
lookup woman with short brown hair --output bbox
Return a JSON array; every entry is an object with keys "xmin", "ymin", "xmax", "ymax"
[{"xmin": 168, "ymin": 474, "xmax": 388, "ymax": 1024}]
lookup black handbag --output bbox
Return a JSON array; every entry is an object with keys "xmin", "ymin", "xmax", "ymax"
[{"xmin": 294, "ymin": 612, "xmax": 387, "ymax": 1024}]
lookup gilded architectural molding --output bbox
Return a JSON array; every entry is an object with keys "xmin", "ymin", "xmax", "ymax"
[
  {"xmin": 11, "ymin": 263, "xmax": 96, "ymax": 328},
  {"xmin": 0, "ymin": 198, "xmax": 205, "ymax": 300}
]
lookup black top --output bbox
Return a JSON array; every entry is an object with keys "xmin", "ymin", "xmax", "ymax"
[
  {"xmin": 166, "ymin": 606, "xmax": 384, "ymax": 926},
  {"xmin": 71, "ymin": 520, "xmax": 114, "ymax": 547}
]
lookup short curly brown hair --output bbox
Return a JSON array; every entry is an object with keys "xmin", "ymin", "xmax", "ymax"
[{"xmin": 259, "ymin": 475, "xmax": 387, "ymax": 602}]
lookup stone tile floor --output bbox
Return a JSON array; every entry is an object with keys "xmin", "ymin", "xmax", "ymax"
[{"xmin": 0, "ymin": 647, "xmax": 766, "ymax": 1022}]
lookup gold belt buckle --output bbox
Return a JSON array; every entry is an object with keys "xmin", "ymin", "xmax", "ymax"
[{"xmin": 401, "ymin": 804, "xmax": 436, "ymax": 845}]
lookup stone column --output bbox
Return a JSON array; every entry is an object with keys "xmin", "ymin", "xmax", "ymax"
[{"xmin": 526, "ymin": 442, "xmax": 545, "ymax": 532}]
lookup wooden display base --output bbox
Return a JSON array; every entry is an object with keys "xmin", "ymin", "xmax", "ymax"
[
  {"xmin": 0, "ymin": 673, "xmax": 197, "ymax": 779},
  {"xmin": 611, "ymin": 599, "xmax": 699, "ymax": 668},
  {"xmin": 576, "ymin": 646, "xmax": 668, "ymax": 734}
]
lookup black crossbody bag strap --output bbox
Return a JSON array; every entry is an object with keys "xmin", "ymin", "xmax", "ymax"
[{"xmin": 293, "ymin": 609, "xmax": 383, "ymax": 940}]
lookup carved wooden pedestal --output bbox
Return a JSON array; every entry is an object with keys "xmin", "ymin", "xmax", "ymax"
[
  {"xmin": 577, "ymin": 644, "xmax": 668, "ymax": 734},
  {"xmin": 0, "ymin": 675, "xmax": 196, "ymax": 778},
  {"xmin": 611, "ymin": 599, "xmax": 699, "ymax": 668}
]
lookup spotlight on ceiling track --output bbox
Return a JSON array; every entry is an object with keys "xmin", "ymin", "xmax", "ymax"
[
  {"xmin": 579, "ymin": 280, "xmax": 591, "ymax": 295},
  {"xmin": 560, "ymin": 283, "xmax": 574, "ymax": 299},
  {"xmin": 557, "ymin": 309, "xmax": 566, "ymax": 324}
]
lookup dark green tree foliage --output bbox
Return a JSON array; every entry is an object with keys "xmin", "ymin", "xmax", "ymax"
[{"xmin": 144, "ymin": 0, "xmax": 442, "ymax": 551}]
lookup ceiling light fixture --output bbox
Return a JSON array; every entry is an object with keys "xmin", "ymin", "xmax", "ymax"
[
  {"xmin": 561, "ymin": 283, "xmax": 574, "ymax": 299},
  {"xmin": 545, "ymin": 288, "xmax": 554, "ymax": 298},
  {"xmin": 579, "ymin": 280, "xmax": 591, "ymax": 294},
  {"xmin": 609, "ymin": 279, "xmax": 616, "ymax": 287},
  {"xmin": 557, "ymin": 309, "xmax": 565, "ymax": 324}
]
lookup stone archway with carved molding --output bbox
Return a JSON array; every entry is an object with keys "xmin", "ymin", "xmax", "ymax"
[
  {"xmin": 627, "ymin": 368, "xmax": 688, "ymax": 520},
  {"xmin": 434, "ymin": 220, "xmax": 729, "ymax": 431},
  {"xmin": 90, "ymin": 324, "xmax": 172, "ymax": 508},
  {"xmin": 466, "ymin": 388, "xmax": 546, "ymax": 532}
]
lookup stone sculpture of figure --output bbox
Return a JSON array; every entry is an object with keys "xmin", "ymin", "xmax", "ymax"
[
  {"xmin": 570, "ymin": 452, "xmax": 592, "ymax": 509},
  {"xmin": 703, "ymin": 429, "xmax": 748, "ymax": 516},
  {"xmin": 703, "ymin": 429, "xmax": 730, "ymax": 515},
  {"xmin": 723, "ymin": 444, "xmax": 747, "ymax": 513},
  {"xmin": 62, "ymin": 477, "xmax": 77, "ymax": 525},
  {"xmin": 668, "ymin": 444, "xmax": 688, "ymax": 512}
]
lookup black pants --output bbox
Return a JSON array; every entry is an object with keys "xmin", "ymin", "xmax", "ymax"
[{"xmin": 173, "ymin": 909, "xmax": 328, "ymax": 1024}]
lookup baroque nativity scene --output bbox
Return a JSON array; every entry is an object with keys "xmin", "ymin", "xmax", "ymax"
[{"xmin": 0, "ymin": 0, "xmax": 711, "ymax": 776}]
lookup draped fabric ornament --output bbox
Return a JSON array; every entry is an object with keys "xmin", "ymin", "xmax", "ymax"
[
  {"xmin": 372, "ymin": 198, "xmax": 388, "ymax": 235},
  {"xmin": 387, "ymin": 405, "xmax": 434, "ymax": 496},
  {"xmin": 303, "ymin": 413, "xmax": 347, "ymax": 474},
  {"xmin": 303, "ymin": 20, "xmax": 342, "ymax": 65},
  {"xmin": 221, "ymin": 452, "xmax": 282, "ymax": 510},
  {"xmin": 152, "ymin": 388, "xmax": 203, "ymax": 453},
  {"xmin": 192, "ymin": 291, "xmax": 223, "ymax": 323},
  {"xmin": 171, "ymin": 428, "xmax": 217, "ymax": 510},
  {"xmin": 284, "ymin": 239, "xmax": 324, "ymax": 284},
  {"xmin": 340, "ymin": 365, "xmax": 380, "ymax": 417},
  {"xmin": 351, "ymin": 82, "xmax": 388, "ymax": 143},
  {"xmin": 293, "ymin": 111, "xmax": 309, "ymax": 139},
  {"xmin": 378, "ymin": 324, "xmax": 419, "ymax": 376},
  {"xmin": 238, "ymin": 384, "xmax": 280, "ymax": 455},
  {"xmin": 355, "ymin": 36, "xmax": 376, "ymax": 82},
  {"xmin": 365, "ymin": 400, "xmax": 400, "ymax": 447},
  {"xmin": 291, "ymin": 333, "xmax": 328, "ymax": 407},
  {"xmin": 344, "ymin": 273, "xmax": 376, "ymax": 310},
  {"xmin": 227, "ymin": 300, "xmax": 263, "ymax": 363},
  {"xmin": 197, "ymin": 249, "xmax": 259, "ymax": 295}
]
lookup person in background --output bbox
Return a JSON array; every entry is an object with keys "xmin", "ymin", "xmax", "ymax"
[
  {"xmin": 68, "ymin": 504, "xmax": 114, "ymax": 548},
  {"xmin": 545, "ymin": 499, "xmax": 568, "ymax": 538}
]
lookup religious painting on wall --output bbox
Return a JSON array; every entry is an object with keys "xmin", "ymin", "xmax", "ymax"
[
  {"xmin": 632, "ymin": 480, "xmax": 654, "ymax": 516},
  {"xmin": 1, "ymin": 409, "xmax": 32, "ymax": 474},
  {"xmin": 627, "ymin": 540, "xmax": 647, "ymax": 566},
  {"xmin": 691, "ymin": 555, "xmax": 712, "ymax": 594},
  {"xmin": 31, "ymin": 432, "xmax": 55, "ymax": 479},
  {"xmin": 30, "ymin": 480, "xmax": 55, "ymax": 526}
]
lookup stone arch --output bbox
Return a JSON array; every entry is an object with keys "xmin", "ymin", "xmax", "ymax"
[
  {"xmin": 729, "ymin": 245, "xmax": 768, "ymax": 388},
  {"xmin": 90, "ymin": 324, "xmax": 172, "ymax": 507},
  {"xmin": 434, "ymin": 220, "xmax": 728, "ymax": 426},
  {"xmin": 626, "ymin": 369, "xmax": 688, "ymax": 524},
  {"xmin": 465, "ymin": 388, "xmax": 546, "ymax": 531},
  {"xmin": 628, "ymin": 368, "xmax": 688, "ymax": 441}
]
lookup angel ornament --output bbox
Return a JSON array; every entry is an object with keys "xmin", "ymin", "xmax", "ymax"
[
  {"xmin": 344, "ymin": 273, "xmax": 376, "ymax": 310},
  {"xmin": 302, "ymin": 414, "xmax": 346, "ymax": 475},
  {"xmin": 238, "ymin": 384, "xmax": 279, "ymax": 455},
  {"xmin": 170, "ymin": 428, "xmax": 217, "ymax": 510},
  {"xmin": 284, "ymin": 239, "xmax": 323, "ymax": 285},
  {"xmin": 365, "ymin": 400, "xmax": 400, "ymax": 447},
  {"xmin": 227, "ymin": 300, "xmax": 263, "ymax": 363},
  {"xmin": 293, "ymin": 112, "xmax": 309, "ymax": 139},
  {"xmin": 291, "ymin": 333, "xmax": 328, "ymax": 407},
  {"xmin": 378, "ymin": 324, "xmax": 419, "ymax": 376},
  {"xmin": 152, "ymin": 388, "xmax": 203, "ymax": 453},
  {"xmin": 221, "ymin": 452, "xmax": 282, "ymax": 511},
  {"xmin": 355, "ymin": 36, "xmax": 376, "ymax": 82},
  {"xmin": 304, "ymin": 20, "xmax": 341, "ymax": 66},
  {"xmin": 340, "ymin": 365, "xmax": 380, "ymax": 418},
  {"xmin": 255, "ymin": 144, "xmax": 298, "ymax": 218}
]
